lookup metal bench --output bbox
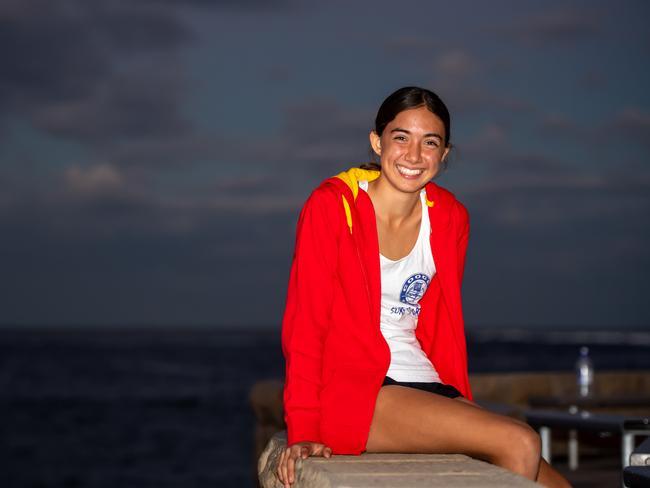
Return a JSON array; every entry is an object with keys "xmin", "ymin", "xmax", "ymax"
[
  {"xmin": 624, "ymin": 437, "xmax": 650, "ymax": 488},
  {"xmin": 525, "ymin": 410, "xmax": 649, "ymax": 487}
]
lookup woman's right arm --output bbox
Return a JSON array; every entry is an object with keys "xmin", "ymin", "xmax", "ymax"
[{"xmin": 281, "ymin": 188, "xmax": 340, "ymax": 455}]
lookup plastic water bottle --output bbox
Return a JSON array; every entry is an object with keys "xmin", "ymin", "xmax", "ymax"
[{"xmin": 575, "ymin": 346, "xmax": 594, "ymax": 397}]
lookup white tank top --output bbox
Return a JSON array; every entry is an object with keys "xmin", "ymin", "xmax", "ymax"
[{"xmin": 359, "ymin": 180, "xmax": 441, "ymax": 382}]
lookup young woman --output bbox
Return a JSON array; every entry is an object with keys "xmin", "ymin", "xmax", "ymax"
[{"xmin": 277, "ymin": 87, "xmax": 571, "ymax": 488}]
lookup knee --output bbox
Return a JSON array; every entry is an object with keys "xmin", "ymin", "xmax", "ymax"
[
  {"xmin": 518, "ymin": 424, "xmax": 542, "ymax": 462},
  {"xmin": 497, "ymin": 423, "xmax": 541, "ymax": 479}
]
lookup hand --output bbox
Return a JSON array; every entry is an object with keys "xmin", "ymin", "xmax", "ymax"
[{"xmin": 276, "ymin": 441, "xmax": 332, "ymax": 488}]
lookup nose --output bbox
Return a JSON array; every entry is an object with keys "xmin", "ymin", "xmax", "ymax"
[{"xmin": 404, "ymin": 141, "xmax": 421, "ymax": 164}]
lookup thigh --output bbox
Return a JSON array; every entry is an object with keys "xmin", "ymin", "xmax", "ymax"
[{"xmin": 366, "ymin": 385, "xmax": 529, "ymax": 458}]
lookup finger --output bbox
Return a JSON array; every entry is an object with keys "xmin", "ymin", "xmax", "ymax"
[
  {"xmin": 282, "ymin": 448, "xmax": 290, "ymax": 483},
  {"xmin": 287, "ymin": 450, "xmax": 298, "ymax": 484},
  {"xmin": 276, "ymin": 449, "xmax": 286, "ymax": 483},
  {"xmin": 281, "ymin": 447, "xmax": 290, "ymax": 488},
  {"xmin": 300, "ymin": 445, "xmax": 309, "ymax": 459},
  {"xmin": 324, "ymin": 446, "xmax": 332, "ymax": 458}
]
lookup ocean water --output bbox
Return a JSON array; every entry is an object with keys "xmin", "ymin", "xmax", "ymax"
[{"xmin": 1, "ymin": 327, "xmax": 649, "ymax": 488}]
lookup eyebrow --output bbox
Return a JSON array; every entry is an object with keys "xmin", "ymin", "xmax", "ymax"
[{"xmin": 390, "ymin": 128, "xmax": 443, "ymax": 139}]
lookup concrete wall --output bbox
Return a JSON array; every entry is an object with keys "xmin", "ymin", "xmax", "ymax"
[{"xmin": 258, "ymin": 431, "xmax": 541, "ymax": 488}]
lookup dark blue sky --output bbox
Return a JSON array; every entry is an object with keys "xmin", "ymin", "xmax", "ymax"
[{"xmin": 1, "ymin": 0, "xmax": 648, "ymax": 328}]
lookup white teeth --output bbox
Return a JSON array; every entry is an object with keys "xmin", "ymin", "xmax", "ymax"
[{"xmin": 397, "ymin": 165, "xmax": 423, "ymax": 176}]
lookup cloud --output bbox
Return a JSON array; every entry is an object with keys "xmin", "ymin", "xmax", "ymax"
[
  {"xmin": 282, "ymin": 98, "xmax": 371, "ymax": 141},
  {"xmin": 460, "ymin": 170, "xmax": 650, "ymax": 325},
  {"xmin": 65, "ymin": 163, "xmax": 124, "ymax": 195},
  {"xmin": 30, "ymin": 67, "xmax": 191, "ymax": 145},
  {"xmin": 141, "ymin": 0, "xmax": 295, "ymax": 10},
  {"xmin": 500, "ymin": 7, "xmax": 603, "ymax": 44},
  {"xmin": 461, "ymin": 142, "xmax": 650, "ymax": 237},
  {"xmin": 1, "ymin": 156, "xmax": 303, "ymax": 242},
  {"xmin": 610, "ymin": 107, "xmax": 650, "ymax": 147},
  {"xmin": 457, "ymin": 119, "xmax": 650, "ymax": 232},
  {"xmin": 0, "ymin": 1, "xmax": 198, "ymax": 147},
  {"xmin": 1, "ymin": 0, "xmax": 647, "ymax": 328},
  {"xmin": 428, "ymin": 49, "xmax": 518, "ymax": 118},
  {"xmin": 262, "ymin": 63, "xmax": 294, "ymax": 83},
  {"xmin": 539, "ymin": 113, "xmax": 579, "ymax": 134},
  {"xmin": 462, "ymin": 123, "xmax": 509, "ymax": 156},
  {"xmin": 467, "ymin": 174, "xmax": 649, "ymax": 226},
  {"xmin": 0, "ymin": 194, "xmax": 297, "ymax": 325},
  {"xmin": 434, "ymin": 50, "xmax": 480, "ymax": 81},
  {"xmin": 576, "ymin": 70, "xmax": 608, "ymax": 91},
  {"xmin": 108, "ymin": 132, "xmax": 229, "ymax": 170},
  {"xmin": 383, "ymin": 35, "xmax": 438, "ymax": 54},
  {"xmin": 451, "ymin": 127, "xmax": 649, "ymax": 327},
  {"xmin": 103, "ymin": 4, "xmax": 195, "ymax": 48},
  {"xmin": 0, "ymin": 11, "xmax": 109, "ymax": 111},
  {"xmin": 267, "ymin": 97, "xmax": 374, "ymax": 177},
  {"xmin": 536, "ymin": 106, "xmax": 650, "ymax": 148},
  {"xmin": 460, "ymin": 123, "xmax": 568, "ymax": 176}
]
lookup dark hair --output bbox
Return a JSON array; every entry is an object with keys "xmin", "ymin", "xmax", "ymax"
[
  {"xmin": 375, "ymin": 86, "xmax": 451, "ymax": 144},
  {"xmin": 362, "ymin": 86, "xmax": 452, "ymax": 171}
]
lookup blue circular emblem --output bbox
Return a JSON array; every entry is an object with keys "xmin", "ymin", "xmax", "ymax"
[{"xmin": 399, "ymin": 273, "xmax": 430, "ymax": 305}]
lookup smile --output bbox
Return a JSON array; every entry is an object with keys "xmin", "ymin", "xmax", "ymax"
[{"xmin": 396, "ymin": 164, "xmax": 424, "ymax": 177}]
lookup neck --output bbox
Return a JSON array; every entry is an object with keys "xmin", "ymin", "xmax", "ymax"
[{"xmin": 367, "ymin": 176, "xmax": 422, "ymax": 225}]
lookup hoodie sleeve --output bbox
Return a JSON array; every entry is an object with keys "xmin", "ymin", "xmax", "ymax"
[
  {"xmin": 281, "ymin": 188, "xmax": 340, "ymax": 445},
  {"xmin": 454, "ymin": 200, "xmax": 470, "ymax": 284}
]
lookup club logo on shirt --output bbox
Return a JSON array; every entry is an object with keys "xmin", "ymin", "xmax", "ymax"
[{"xmin": 400, "ymin": 273, "xmax": 430, "ymax": 305}]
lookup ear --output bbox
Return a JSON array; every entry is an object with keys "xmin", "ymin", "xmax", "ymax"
[
  {"xmin": 441, "ymin": 145, "xmax": 451, "ymax": 162},
  {"xmin": 369, "ymin": 131, "xmax": 381, "ymax": 156}
]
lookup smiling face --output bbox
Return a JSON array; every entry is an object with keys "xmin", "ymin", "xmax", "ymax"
[{"xmin": 369, "ymin": 105, "xmax": 450, "ymax": 195}]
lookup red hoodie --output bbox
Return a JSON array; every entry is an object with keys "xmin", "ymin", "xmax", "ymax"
[{"xmin": 281, "ymin": 167, "xmax": 471, "ymax": 455}]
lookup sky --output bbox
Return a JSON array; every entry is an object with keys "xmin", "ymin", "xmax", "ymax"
[{"xmin": 1, "ymin": 0, "xmax": 649, "ymax": 328}]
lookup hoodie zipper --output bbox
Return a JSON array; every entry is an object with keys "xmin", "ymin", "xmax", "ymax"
[{"xmin": 351, "ymin": 195, "xmax": 393, "ymax": 374}]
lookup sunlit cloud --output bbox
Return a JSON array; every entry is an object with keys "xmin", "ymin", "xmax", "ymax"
[
  {"xmin": 435, "ymin": 50, "xmax": 481, "ymax": 81},
  {"xmin": 65, "ymin": 163, "xmax": 124, "ymax": 195}
]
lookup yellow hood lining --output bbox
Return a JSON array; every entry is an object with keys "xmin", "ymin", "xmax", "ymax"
[
  {"xmin": 334, "ymin": 168, "xmax": 380, "ymax": 200},
  {"xmin": 334, "ymin": 167, "xmax": 435, "ymax": 234}
]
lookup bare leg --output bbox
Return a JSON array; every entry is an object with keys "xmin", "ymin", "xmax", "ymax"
[
  {"xmin": 366, "ymin": 386, "xmax": 571, "ymax": 486},
  {"xmin": 537, "ymin": 459, "xmax": 572, "ymax": 488},
  {"xmin": 457, "ymin": 397, "xmax": 571, "ymax": 488}
]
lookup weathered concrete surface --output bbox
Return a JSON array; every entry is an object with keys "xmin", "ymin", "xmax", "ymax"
[{"xmin": 258, "ymin": 431, "xmax": 541, "ymax": 488}]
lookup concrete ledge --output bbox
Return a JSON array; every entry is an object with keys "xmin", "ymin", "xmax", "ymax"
[{"xmin": 258, "ymin": 431, "xmax": 540, "ymax": 488}]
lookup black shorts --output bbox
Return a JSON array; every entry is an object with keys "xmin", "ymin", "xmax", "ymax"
[{"xmin": 382, "ymin": 376, "xmax": 463, "ymax": 399}]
